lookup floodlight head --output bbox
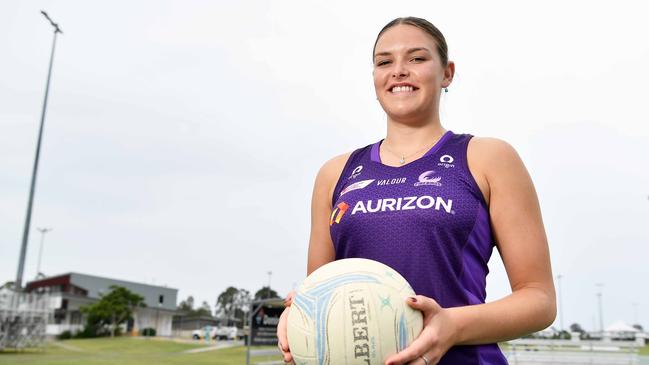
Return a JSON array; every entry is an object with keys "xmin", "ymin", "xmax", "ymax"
[{"xmin": 40, "ymin": 10, "xmax": 63, "ymax": 34}]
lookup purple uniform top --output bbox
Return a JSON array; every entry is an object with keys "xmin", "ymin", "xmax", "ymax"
[{"xmin": 329, "ymin": 131, "xmax": 508, "ymax": 365}]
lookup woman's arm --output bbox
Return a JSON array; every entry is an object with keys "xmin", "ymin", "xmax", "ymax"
[
  {"xmin": 278, "ymin": 152, "xmax": 350, "ymax": 363},
  {"xmin": 385, "ymin": 138, "xmax": 556, "ymax": 364},
  {"xmin": 449, "ymin": 137, "xmax": 556, "ymax": 344},
  {"xmin": 306, "ymin": 152, "xmax": 351, "ymax": 275}
]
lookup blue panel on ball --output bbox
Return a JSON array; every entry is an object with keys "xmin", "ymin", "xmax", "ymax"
[{"xmin": 293, "ymin": 273, "xmax": 379, "ymax": 365}]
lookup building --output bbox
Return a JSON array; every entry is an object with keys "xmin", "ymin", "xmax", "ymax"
[{"xmin": 25, "ymin": 272, "xmax": 177, "ymax": 337}]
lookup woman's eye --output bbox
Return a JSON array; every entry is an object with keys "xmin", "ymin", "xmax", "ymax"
[
  {"xmin": 411, "ymin": 57, "xmax": 426, "ymax": 62},
  {"xmin": 376, "ymin": 60, "xmax": 391, "ymax": 66}
]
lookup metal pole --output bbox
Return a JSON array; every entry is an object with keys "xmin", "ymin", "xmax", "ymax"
[
  {"xmin": 16, "ymin": 11, "xmax": 62, "ymax": 291},
  {"xmin": 266, "ymin": 271, "xmax": 272, "ymax": 298},
  {"xmin": 557, "ymin": 274, "xmax": 564, "ymax": 331},
  {"xmin": 35, "ymin": 227, "xmax": 52, "ymax": 277},
  {"xmin": 596, "ymin": 283, "xmax": 604, "ymax": 333},
  {"xmin": 246, "ymin": 302, "xmax": 254, "ymax": 365}
]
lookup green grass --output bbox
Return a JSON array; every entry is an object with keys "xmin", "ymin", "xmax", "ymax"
[
  {"xmin": 0, "ymin": 337, "xmax": 282, "ymax": 365},
  {"xmin": 639, "ymin": 344, "xmax": 649, "ymax": 356}
]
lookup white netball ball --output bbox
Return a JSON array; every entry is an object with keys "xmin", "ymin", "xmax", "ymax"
[{"xmin": 287, "ymin": 258, "xmax": 423, "ymax": 365}]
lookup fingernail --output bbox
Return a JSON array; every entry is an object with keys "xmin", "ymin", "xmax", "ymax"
[{"xmin": 409, "ymin": 296, "xmax": 417, "ymax": 303}]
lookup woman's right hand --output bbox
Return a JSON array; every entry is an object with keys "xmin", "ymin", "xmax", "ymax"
[{"xmin": 277, "ymin": 291, "xmax": 296, "ymax": 363}]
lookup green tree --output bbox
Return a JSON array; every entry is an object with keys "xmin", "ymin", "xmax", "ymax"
[
  {"xmin": 178, "ymin": 295, "xmax": 194, "ymax": 312},
  {"xmin": 216, "ymin": 287, "xmax": 251, "ymax": 327},
  {"xmin": 254, "ymin": 286, "xmax": 280, "ymax": 301},
  {"xmin": 569, "ymin": 323, "xmax": 584, "ymax": 333},
  {"xmin": 80, "ymin": 285, "xmax": 145, "ymax": 338}
]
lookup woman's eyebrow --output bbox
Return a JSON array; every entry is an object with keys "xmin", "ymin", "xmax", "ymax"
[{"xmin": 374, "ymin": 47, "xmax": 431, "ymax": 59}]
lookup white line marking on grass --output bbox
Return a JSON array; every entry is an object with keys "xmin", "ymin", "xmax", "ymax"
[
  {"xmin": 181, "ymin": 342, "xmax": 238, "ymax": 354},
  {"xmin": 51, "ymin": 341, "xmax": 85, "ymax": 352}
]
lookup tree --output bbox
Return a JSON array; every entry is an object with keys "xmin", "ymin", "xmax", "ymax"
[
  {"xmin": 633, "ymin": 324, "xmax": 644, "ymax": 331},
  {"xmin": 569, "ymin": 323, "xmax": 584, "ymax": 333},
  {"xmin": 215, "ymin": 287, "xmax": 251, "ymax": 327},
  {"xmin": 254, "ymin": 286, "xmax": 280, "ymax": 301},
  {"xmin": 80, "ymin": 285, "xmax": 146, "ymax": 338},
  {"xmin": 178, "ymin": 296, "xmax": 195, "ymax": 312}
]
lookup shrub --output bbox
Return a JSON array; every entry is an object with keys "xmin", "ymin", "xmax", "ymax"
[
  {"xmin": 141, "ymin": 327, "xmax": 156, "ymax": 337},
  {"xmin": 57, "ymin": 330, "xmax": 72, "ymax": 340}
]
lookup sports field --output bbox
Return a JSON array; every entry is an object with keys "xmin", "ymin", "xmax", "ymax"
[{"xmin": 0, "ymin": 337, "xmax": 283, "ymax": 365}]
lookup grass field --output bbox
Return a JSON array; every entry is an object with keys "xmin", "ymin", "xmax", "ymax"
[{"xmin": 0, "ymin": 337, "xmax": 283, "ymax": 365}]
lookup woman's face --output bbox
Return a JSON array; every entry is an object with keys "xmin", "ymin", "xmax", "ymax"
[{"xmin": 373, "ymin": 24, "xmax": 452, "ymax": 122}]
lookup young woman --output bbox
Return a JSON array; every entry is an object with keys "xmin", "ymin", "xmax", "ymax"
[{"xmin": 277, "ymin": 17, "xmax": 556, "ymax": 365}]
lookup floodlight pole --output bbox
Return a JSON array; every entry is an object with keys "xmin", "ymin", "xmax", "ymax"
[
  {"xmin": 596, "ymin": 283, "xmax": 604, "ymax": 332},
  {"xmin": 35, "ymin": 227, "xmax": 53, "ymax": 277},
  {"xmin": 15, "ymin": 11, "xmax": 62, "ymax": 291}
]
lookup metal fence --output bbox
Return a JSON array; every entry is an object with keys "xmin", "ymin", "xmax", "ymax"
[
  {"xmin": 505, "ymin": 339, "xmax": 641, "ymax": 365},
  {"xmin": 0, "ymin": 290, "xmax": 52, "ymax": 350}
]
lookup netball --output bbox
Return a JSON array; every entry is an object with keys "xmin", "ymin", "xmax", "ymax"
[{"xmin": 286, "ymin": 258, "xmax": 423, "ymax": 364}]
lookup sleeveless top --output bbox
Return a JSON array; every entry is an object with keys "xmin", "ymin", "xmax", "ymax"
[{"xmin": 329, "ymin": 131, "xmax": 508, "ymax": 365}]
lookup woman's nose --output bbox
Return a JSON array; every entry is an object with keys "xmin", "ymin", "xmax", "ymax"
[{"xmin": 391, "ymin": 60, "xmax": 409, "ymax": 78}]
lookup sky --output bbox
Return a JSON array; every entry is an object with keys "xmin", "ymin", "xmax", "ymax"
[{"xmin": 1, "ymin": 1, "xmax": 648, "ymax": 332}]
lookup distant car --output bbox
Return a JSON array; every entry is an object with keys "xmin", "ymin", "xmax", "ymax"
[{"xmin": 191, "ymin": 326, "xmax": 240, "ymax": 340}]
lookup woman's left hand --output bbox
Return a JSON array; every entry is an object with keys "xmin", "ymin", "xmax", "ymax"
[{"xmin": 384, "ymin": 295, "xmax": 459, "ymax": 365}]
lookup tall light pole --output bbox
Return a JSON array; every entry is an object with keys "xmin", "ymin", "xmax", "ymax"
[
  {"xmin": 557, "ymin": 274, "xmax": 564, "ymax": 331},
  {"xmin": 15, "ymin": 11, "xmax": 62, "ymax": 291},
  {"xmin": 35, "ymin": 227, "xmax": 53, "ymax": 277},
  {"xmin": 596, "ymin": 283, "xmax": 604, "ymax": 333},
  {"xmin": 266, "ymin": 271, "xmax": 272, "ymax": 298}
]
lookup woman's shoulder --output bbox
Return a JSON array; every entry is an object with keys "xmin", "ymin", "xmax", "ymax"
[
  {"xmin": 468, "ymin": 136, "xmax": 521, "ymax": 166},
  {"xmin": 316, "ymin": 151, "xmax": 353, "ymax": 186}
]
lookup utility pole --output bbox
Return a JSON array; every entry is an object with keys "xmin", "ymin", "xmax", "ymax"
[
  {"xmin": 35, "ymin": 227, "xmax": 53, "ymax": 277},
  {"xmin": 266, "ymin": 271, "xmax": 272, "ymax": 298},
  {"xmin": 15, "ymin": 11, "xmax": 62, "ymax": 291}
]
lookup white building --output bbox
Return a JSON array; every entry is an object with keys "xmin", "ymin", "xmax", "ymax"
[{"xmin": 25, "ymin": 272, "xmax": 177, "ymax": 337}]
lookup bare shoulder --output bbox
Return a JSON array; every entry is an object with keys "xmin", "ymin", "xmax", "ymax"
[
  {"xmin": 467, "ymin": 137, "xmax": 526, "ymax": 204},
  {"xmin": 313, "ymin": 151, "xmax": 353, "ymax": 207},
  {"xmin": 468, "ymin": 137, "xmax": 524, "ymax": 174},
  {"xmin": 318, "ymin": 152, "xmax": 352, "ymax": 182},
  {"xmin": 468, "ymin": 137, "xmax": 520, "ymax": 160}
]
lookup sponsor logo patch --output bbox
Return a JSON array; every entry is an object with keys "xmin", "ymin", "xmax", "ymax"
[
  {"xmin": 376, "ymin": 177, "xmax": 407, "ymax": 186},
  {"xmin": 330, "ymin": 202, "xmax": 350, "ymax": 225},
  {"xmin": 438, "ymin": 154, "xmax": 455, "ymax": 169},
  {"xmin": 340, "ymin": 179, "xmax": 375, "ymax": 196}
]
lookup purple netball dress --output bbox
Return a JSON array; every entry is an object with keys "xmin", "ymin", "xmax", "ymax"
[{"xmin": 329, "ymin": 131, "xmax": 508, "ymax": 365}]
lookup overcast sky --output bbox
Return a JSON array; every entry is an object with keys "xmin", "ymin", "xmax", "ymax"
[{"xmin": 1, "ymin": 1, "xmax": 648, "ymax": 331}]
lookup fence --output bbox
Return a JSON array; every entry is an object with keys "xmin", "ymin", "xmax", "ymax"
[
  {"xmin": 505, "ymin": 338, "xmax": 641, "ymax": 365},
  {"xmin": 0, "ymin": 290, "xmax": 53, "ymax": 350}
]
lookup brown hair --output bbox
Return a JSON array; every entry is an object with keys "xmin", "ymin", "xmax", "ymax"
[{"xmin": 373, "ymin": 17, "xmax": 449, "ymax": 67}]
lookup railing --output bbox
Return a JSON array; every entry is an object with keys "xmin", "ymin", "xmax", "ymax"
[{"xmin": 505, "ymin": 339, "xmax": 640, "ymax": 365}]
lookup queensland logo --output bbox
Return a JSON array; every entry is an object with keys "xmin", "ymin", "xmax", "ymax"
[
  {"xmin": 376, "ymin": 177, "xmax": 407, "ymax": 186},
  {"xmin": 348, "ymin": 165, "xmax": 363, "ymax": 179},
  {"xmin": 330, "ymin": 202, "xmax": 350, "ymax": 226},
  {"xmin": 351, "ymin": 195, "xmax": 453, "ymax": 215},
  {"xmin": 340, "ymin": 179, "xmax": 374, "ymax": 196},
  {"xmin": 414, "ymin": 171, "xmax": 442, "ymax": 187},
  {"xmin": 438, "ymin": 154, "xmax": 455, "ymax": 169}
]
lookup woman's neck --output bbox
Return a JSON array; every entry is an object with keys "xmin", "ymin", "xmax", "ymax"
[{"xmin": 384, "ymin": 116, "xmax": 446, "ymax": 151}]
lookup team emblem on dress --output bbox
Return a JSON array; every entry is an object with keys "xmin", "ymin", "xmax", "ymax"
[{"xmin": 414, "ymin": 170, "xmax": 442, "ymax": 186}]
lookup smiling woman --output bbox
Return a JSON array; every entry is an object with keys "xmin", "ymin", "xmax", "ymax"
[{"xmin": 276, "ymin": 16, "xmax": 556, "ymax": 365}]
